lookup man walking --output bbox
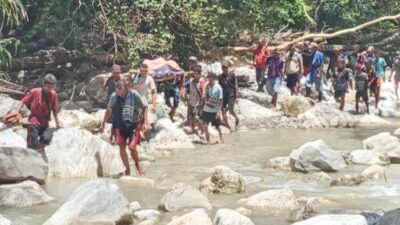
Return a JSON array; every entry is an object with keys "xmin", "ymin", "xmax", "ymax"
[
  {"xmin": 306, "ymin": 43, "xmax": 325, "ymax": 101},
  {"xmin": 218, "ymin": 61, "xmax": 240, "ymax": 130},
  {"xmin": 354, "ymin": 63, "xmax": 370, "ymax": 114},
  {"xmin": 15, "ymin": 74, "xmax": 61, "ymax": 150},
  {"xmin": 203, "ymin": 72, "xmax": 224, "ymax": 145},
  {"xmin": 185, "ymin": 65, "xmax": 205, "ymax": 134},
  {"xmin": 284, "ymin": 44, "xmax": 303, "ymax": 95},
  {"xmin": 372, "ymin": 49, "xmax": 387, "ymax": 107},
  {"xmin": 253, "ymin": 39, "xmax": 270, "ymax": 91},
  {"xmin": 332, "ymin": 58, "xmax": 351, "ymax": 111},
  {"xmin": 100, "ymin": 64, "xmax": 125, "ymax": 103},
  {"xmin": 389, "ymin": 55, "xmax": 400, "ymax": 100},
  {"xmin": 100, "ymin": 80, "xmax": 147, "ymax": 176},
  {"xmin": 266, "ymin": 49, "xmax": 284, "ymax": 107}
]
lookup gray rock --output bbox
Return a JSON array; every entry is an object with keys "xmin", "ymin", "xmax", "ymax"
[
  {"xmin": 118, "ymin": 176, "xmax": 155, "ymax": 188},
  {"xmin": 348, "ymin": 150, "xmax": 384, "ymax": 165},
  {"xmin": 239, "ymin": 188, "xmax": 299, "ymax": 211},
  {"xmin": 267, "ymin": 156, "xmax": 291, "ymax": 171},
  {"xmin": 280, "ymin": 96, "xmax": 311, "ymax": 117},
  {"xmin": 166, "ymin": 208, "xmax": 212, "ymax": 225},
  {"xmin": 213, "ymin": 208, "xmax": 255, "ymax": 225},
  {"xmin": 151, "ymin": 119, "xmax": 195, "ymax": 151},
  {"xmin": 0, "ymin": 129, "xmax": 26, "ymax": 148},
  {"xmin": 45, "ymin": 128, "xmax": 125, "ymax": 178},
  {"xmin": 129, "ymin": 201, "xmax": 141, "ymax": 212},
  {"xmin": 133, "ymin": 209, "xmax": 160, "ymax": 222},
  {"xmin": 0, "ymin": 94, "xmax": 29, "ymax": 118},
  {"xmin": 289, "ymin": 139, "xmax": 347, "ymax": 173},
  {"xmin": 378, "ymin": 208, "xmax": 400, "ymax": 225},
  {"xmin": 292, "ymin": 214, "xmax": 368, "ymax": 225},
  {"xmin": 199, "ymin": 166, "xmax": 245, "ymax": 194},
  {"xmin": 330, "ymin": 174, "xmax": 367, "ymax": 186},
  {"xmin": 299, "ymin": 103, "xmax": 355, "ymax": 128},
  {"xmin": 0, "ymin": 146, "xmax": 48, "ymax": 184},
  {"xmin": 361, "ymin": 212, "xmax": 381, "ymax": 225},
  {"xmin": 159, "ymin": 183, "xmax": 212, "ymax": 212},
  {"xmin": 290, "ymin": 197, "xmax": 322, "ymax": 222},
  {"xmin": 0, "ymin": 215, "xmax": 11, "ymax": 225},
  {"xmin": 363, "ymin": 132, "xmax": 400, "ymax": 161},
  {"xmin": 0, "ymin": 181, "xmax": 53, "ymax": 207},
  {"xmin": 43, "ymin": 180, "xmax": 132, "ymax": 225},
  {"xmin": 361, "ymin": 165, "xmax": 387, "ymax": 182}
]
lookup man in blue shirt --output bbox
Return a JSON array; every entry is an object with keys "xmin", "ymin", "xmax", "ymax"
[
  {"xmin": 372, "ymin": 49, "xmax": 387, "ymax": 108},
  {"xmin": 306, "ymin": 43, "xmax": 325, "ymax": 101}
]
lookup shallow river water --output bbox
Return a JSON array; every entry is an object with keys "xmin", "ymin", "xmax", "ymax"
[{"xmin": 2, "ymin": 124, "xmax": 400, "ymax": 225}]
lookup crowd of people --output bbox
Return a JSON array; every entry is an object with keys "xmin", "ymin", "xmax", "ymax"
[
  {"xmin": 10, "ymin": 40, "xmax": 400, "ymax": 176},
  {"xmin": 253, "ymin": 39, "xmax": 400, "ymax": 114}
]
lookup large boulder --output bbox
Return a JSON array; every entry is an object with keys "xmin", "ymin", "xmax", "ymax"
[
  {"xmin": 50, "ymin": 110, "xmax": 101, "ymax": 133},
  {"xmin": 0, "ymin": 94, "xmax": 29, "ymax": 118},
  {"xmin": 0, "ymin": 215, "xmax": 11, "ymax": 225},
  {"xmin": 0, "ymin": 146, "xmax": 48, "ymax": 184},
  {"xmin": 239, "ymin": 188, "xmax": 299, "ymax": 211},
  {"xmin": 199, "ymin": 166, "xmax": 245, "ymax": 194},
  {"xmin": 0, "ymin": 181, "xmax": 53, "ymax": 207},
  {"xmin": 0, "ymin": 129, "xmax": 26, "ymax": 148},
  {"xmin": 378, "ymin": 208, "xmax": 400, "ymax": 225},
  {"xmin": 355, "ymin": 114, "xmax": 391, "ymax": 127},
  {"xmin": 281, "ymin": 96, "xmax": 311, "ymax": 117},
  {"xmin": 45, "ymin": 128, "xmax": 125, "ymax": 178},
  {"xmin": 167, "ymin": 208, "xmax": 212, "ymax": 225},
  {"xmin": 213, "ymin": 208, "xmax": 255, "ymax": 225},
  {"xmin": 378, "ymin": 100, "xmax": 400, "ymax": 118},
  {"xmin": 347, "ymin": 150, "xmax": 384, "ymax": 165},
  {"xmin": 299, "ymin": 103, "xmax": 355, "ymax": 128},
  {"xmin": 43, "ymin": 180, "xmax": 132, "ymax": 225},
  {"xmin": 237, "ymin": 99, "xmax": 279, "ymax": 119},
  {"xmin": 159, "ymin": 183, "xmax": 212, "ymax": 212},
  {"xmin": 289, "ymin": 140, "xmax": 347, "ymax": 173},
  {"xmin": 151, "ymin": 118, "xmax": 195, "ymax": 150},
  {"xmin": 362, "ymin": 132, "xmax": 400, "ymax": 161},
  {"xmin": 292, "ymin": 214, "xmax": 368, "ymax": 225}
]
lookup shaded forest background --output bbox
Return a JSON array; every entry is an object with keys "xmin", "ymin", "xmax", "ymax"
[{"xmin": 1, "ymin": 0, "xmax": 400, "ymax": 71}]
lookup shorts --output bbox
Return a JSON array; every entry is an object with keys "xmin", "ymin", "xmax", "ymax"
[
  {"xmin": 334, "ymin": 90, "xmax": 346, "ymax": 99},
  {"xmin": 187, "ymin": 104, "xmax": 202, "ymax": 120},
  {"xmin": 202, "ymin": 111, "xmax": 220, "ymax": 128},
  {"xmin": 27, "ymin": 125, "xmax": 54, "ymax": 150},
  {"xmin": 256, "ymin": 68, "xmax": 264, "ymax": 84},
  {"xmin": 222, "ymin": 96, "xmax": 236, "ymax": 112},
  {"xmin": 305, "ymin": 73, "xmax": 322, "ymax": 92},
  {"xmin": 286, "ymin": 74, "xmax": 299, "ymax": 88},
  {"xmin": 165, "ymin": 88, "xmax": 180, "ymax": 108},
  {"xmin": 356, "ymin": 91, "xmax": 368, "ymax": 101},
  {"xmin": 114, "ymin": 124, "xmax": 139, "ymax": 148},
  {"xmin": 266, "ymin": 77, "xmax": 283, "ymax": 95}
]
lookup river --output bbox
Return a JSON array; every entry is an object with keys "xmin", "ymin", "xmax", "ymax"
[{"xmin": 2, "ymin": 124, "xmax": 400, "ymax": 225}]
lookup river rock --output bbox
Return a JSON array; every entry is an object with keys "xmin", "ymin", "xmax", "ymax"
[
  {"xmin": 236, "ymin": 207, "xmax": 252, "ymax": 216},
  {"xmin": 355, "ymin": 114, "xmax": 391, "ymax": 127},
  {"xmin": 84, "ymin": 75, "xmax": 108, "ymax": 105},
  {"xmin": 348, "ymin": 150, "xmax": 383, "ymax": 165},
  {"xmin": 239, "ymin": 188, "xmax": 299, "ymax": 211},
  {"xmin": 159, "ymin": 183, "xmax": 212, "ymax": 212},
  {"xmin": 0, "ymin": 94, "xmax": 29, "ymax": 118},
  {"xmin": 394, "ymin": 128, "xmax": 400, "ymax": 138},
  {"xmin": 45, "ymin": 128, "xmax": 125, "ymax": 178},
  {"xmin": 130, "ymin": 201, "xmax": 141, "ymax": 212},
  {"xmin": 292, "ymin": 214, "xmax": 368, "ymax": 225},
  {"xmin": 138, "ymin": 220, "xmax": 156, "ymax": 225},
  {"xmin": 281, "ymin": 96, "xmax": 311, "ymax": 117},
  {"xmin": 213, "ymin": 208, "xmax": 255, "ymax": 225},
  {"xmin": 50, "ymin": 110, "xmax": 101, "ymax": 133},
  {"xmin": 0, "ymin": 146, "xmax": 48, "ymax": 184},
  {"xmin": 378, "ymin": 208, "xmax": 400, "ymax": 225},
  {"xmin": 0, "ymin": 181, "xmax": 53, "ymax": 207},
  {"xmin": 43, "ymin": 180, "xmax": 132, "ymax": 225},
  {"xmin": 299, "ymin": 102, "xmax": 355, "ymax": 128},
  {"xmin": 199, "ymin": 166, "xmax": 245, "ymax": 194},
  {"xmin": 289, "ymin": 139, "xmax": 347, "ymax": 173},
  {"xmin": 237, "ymin": 98, "xmax": 279, "ymax": 119},
  {"xmin": 118, "ymin": 176, "xmax": 155, "ymax": 188},
  {"xmin": 133, "ymin": 209, "xmax": 160, "ymax": 222},
  {"xmin": 167, "ymin": 208, "xmax": 212, "ymax": 225},
  {"xmin": 0, "ymin": 129, "xmax": 26, "ymax": 148},
  {"xmin": 267, "ymin": 156, "xmax": 291, "ymax": 171},
  {"xmin": 151, "ymin": 118, "xmax": 195, "ymax": 150},
  {"xmin": 290, "ymin": 197, "xmax": 324, "ymax": 222},
  {"xmin": 0, "ymin": 215, "xmax": 11, "ymax": 225},
  {"xmin": 378, "ymin": 100, "xmax": 399, "ymax": 118},
  {"xmin": 311, "ymin": 172, "xmax": 333, "ymax": 183},
  {"xmin": 362, "ymin": 132, "xmax": 400, "ymax": 161},
  {"xmin": 361, "ymin": 165, "xmax": 387, "ymax": 181},
  {"xmin": 330, "ymin": 174, "xmax": 367, "ymax": 186},
  {"xmin": 361, "ymin": 212, "xmax": 381, "ymax": 225}
]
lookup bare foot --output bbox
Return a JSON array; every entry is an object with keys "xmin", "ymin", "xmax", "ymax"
[{"xmin": 136, "ymin": 164, "xmax": 145, "ymax": 176}]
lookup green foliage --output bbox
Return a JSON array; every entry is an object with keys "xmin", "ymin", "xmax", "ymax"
[{"xmin": 0, "ymin": 0, "xmax": 27, "ymax": 30}]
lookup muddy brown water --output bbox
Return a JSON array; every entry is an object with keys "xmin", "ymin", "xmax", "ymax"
[{"xmin": 2, "ymin": 123, "xmax": 400, "ymax": 225}]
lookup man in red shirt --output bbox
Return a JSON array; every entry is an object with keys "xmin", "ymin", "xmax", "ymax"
[
  {"xmin": 253, "ymin": 39, "xmax": 270, "ymax": 92},
  {"xmin": 15, "ymin": 74, "xmax": 61, "ymax": 150}
]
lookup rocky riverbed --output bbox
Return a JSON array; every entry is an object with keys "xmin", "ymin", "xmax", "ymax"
[{"xmin": 1, "ymin": 66, "xmax": 400, "ymax": 225}]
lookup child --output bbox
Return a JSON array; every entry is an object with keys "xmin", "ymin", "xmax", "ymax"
[{"xmin": 354, "ymin": 63, "xmax": 369, "ymax": 114}]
